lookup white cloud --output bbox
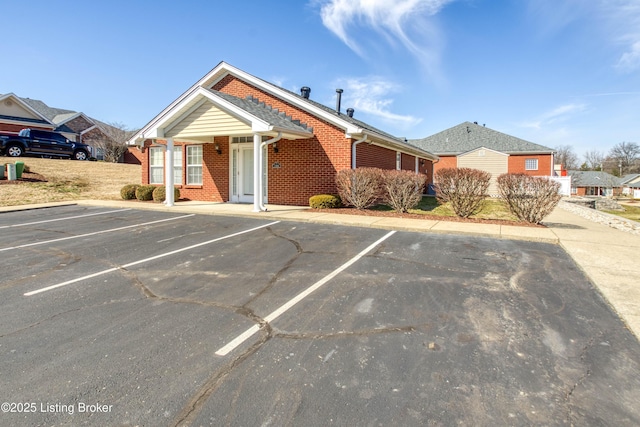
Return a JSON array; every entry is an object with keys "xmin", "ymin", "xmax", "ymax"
[
  {"xmin": 314, "ymin": 0, "xmax": 454, "ymax": 78},
  {"xmin": 335, "ymin": 76, "xmax": 422, "ymax": 126},
  {"xmin": 520, "ymin": 103, "xmax": 587, "ymax": 129}
]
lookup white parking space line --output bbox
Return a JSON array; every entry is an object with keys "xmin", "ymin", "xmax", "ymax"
[
  {"xmin": 23, "ymin": 221, "xmax": 281, "ymax": 296},
  {"xmin": 0, "ymin": 214, "xmax": 195, "ymax": 252},
  {"xmin": 0, "ymin": 208, "xmax": 132, "ymax": 229},
  {"xmin": 215, "ymin": 230, "xmax": 396, "ymax": 356}
]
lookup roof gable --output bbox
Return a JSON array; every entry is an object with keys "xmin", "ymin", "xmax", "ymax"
[
  {"xmin": 408, "ymin": 121, "xmax": 554, "ymax": 155},
  {"xmin": 130, "ymin": 61, "xmax": 437, "ymax": 160},
  {"xmin": 0, "ymin": 93, "xmax": 54, "ymax": 126}
]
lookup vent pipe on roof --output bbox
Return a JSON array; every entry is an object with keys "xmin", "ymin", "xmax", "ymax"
[
  {"xmin": 346, "ymin": 108, "xmax": 354, "ymax": 118},
  {"xmin": 300, "ymin": 86, "xmax": 311, "ymax": 99},
  {"xmin": 336, "ymin": 88, "xmax": 343, "ymax": 114}
]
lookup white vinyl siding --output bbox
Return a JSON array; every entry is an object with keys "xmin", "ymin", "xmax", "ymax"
[
  {"xmin": 187, "ymin": 145, "xmax": 203, "ymax": 185},
  {"xmin": 149, "ymin": 146, "xmax": 164, "ymax": 184},
  {"xmin": 525, "ymin": 158, "xmax": 538, "ymax": 170},
  {"xmin": 457, "ymin": 147, "xmax": 508, "ymax": 195},
  {"xmin": 166, "ymin": 103, "xmax": 251, "ymax": 139}
]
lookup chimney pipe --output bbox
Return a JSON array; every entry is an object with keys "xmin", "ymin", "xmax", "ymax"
[
  {"xmin": 336, "ymin": 88, "xmax": 343, "ymax": 114},
  {"xmin": 300, "ymin": 86, "xmax": 311, "ymax": 99},
  {"xmin": 346, "ymin": 108, "xmax": 354, "ymax": 118}
]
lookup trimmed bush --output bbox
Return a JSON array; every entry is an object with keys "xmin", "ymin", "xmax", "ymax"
[
  {"xmin": 497, "ymin": 173, "xmax": 561, "ymax": 224},
  {"xmin": 152, "ymin": 186, "xmax": 181, "ymax": 202},
  {"xmin": 120, "ymin": 184, "xmax": 140, "ymax": 200},
  {"xmin": 381, "ymin": 170, "xmax": 427, "ymax": 213},
  {"xmin": 135, "ymin": 185, "xmax": 155, "ymax": 201},
  {"xmin": 336, "ymin": 168, "xmax": 384, "ymax": 209},
  {"xmin": 309, "ymin": 194, "xmax": 342, "ymax": 209},
  {"xmin": 434, "ymin": 167, "xmax": 491, "ymax": 218}
]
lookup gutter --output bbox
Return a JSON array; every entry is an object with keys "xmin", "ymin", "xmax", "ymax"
[
  {"xmin": 258, "ymin": 132, "xmax": 282, "ymax": 211},
  {"xmin": 351, "ymin": 134, "xmax": 368, "ymax": 169}
]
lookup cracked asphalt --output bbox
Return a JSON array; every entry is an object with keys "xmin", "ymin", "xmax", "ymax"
[{"xmin": 1, "ymin": 205, "xmax": 639, "ymax": 426}]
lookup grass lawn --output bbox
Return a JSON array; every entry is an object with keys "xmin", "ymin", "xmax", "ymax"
[
  {"xmin": 1, "ymin": 157, "xmax": 140, "ymax": 207},
  {"xmin": 372, "ymin": 196, "xmax": 520, "ymax": 222},
  {"xmin": 605, "ymin": 202, "xmax": 640, "ymax": 222}
]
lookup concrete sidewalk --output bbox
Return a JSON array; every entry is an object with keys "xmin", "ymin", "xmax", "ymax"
[{"xmin": 2, "ymin": 199, "xmax": 638, "ymax": 339}]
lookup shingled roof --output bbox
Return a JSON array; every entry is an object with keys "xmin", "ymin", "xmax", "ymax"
[
  {"xmin": 567, "ymin": 170, "xmax": 622, "ymax": 187},
  {"xmin": 408, "ymin": 121, "xmax": 554, "ymax": 155}
]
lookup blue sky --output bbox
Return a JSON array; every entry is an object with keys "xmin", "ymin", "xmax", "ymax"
[{"xmin": 1, "ymin": 0, "xmax": 639, "ymax": 158}]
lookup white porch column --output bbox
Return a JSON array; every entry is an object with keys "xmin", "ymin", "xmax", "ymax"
[
  {"xmin": 253, "ymin": 133, "xmax": 261, "ymax": 212},
  {"xmin": 165, "ymin": 137, "xmax": 174, "ymax": 207}
]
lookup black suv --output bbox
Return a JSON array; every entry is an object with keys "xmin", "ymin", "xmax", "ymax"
[{"xmin": 0, "ymin": 128, "xmax": 91, "ymax": 160}]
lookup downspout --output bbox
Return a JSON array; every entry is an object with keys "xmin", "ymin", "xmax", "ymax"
[
  {"xmin": 351, "ymin": 134, "xmax": 368, "ymax": 169},
  {"xmin": 258, "ymin": 132, "xmax": 282, "ymax": 211}
]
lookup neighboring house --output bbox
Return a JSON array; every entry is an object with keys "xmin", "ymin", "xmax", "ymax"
[
  {"xmin": 0, "ymin": 92, "xmax": 141, "ymax": 163},
  {"xmin": 128, "ymin": 61, "xmax": 438, "ymax": 209},
  {"xmin": 567, "ymin": 170, "xmax": 622, "ymax": 197},
  {"xmin": 620, "ymin": 174, "xmax": 640, "ymax": 197},
  {"xmin": 408, "ymin": 121, "xmax": 557, "ymax": 194}
]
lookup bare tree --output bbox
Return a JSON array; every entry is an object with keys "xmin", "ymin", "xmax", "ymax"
[
  {"xmin": 85, "ymin": 121, "xmax": 136, "ymax": 163},
  {"xmin": 608, "ymin": 142, "xmax": 640, "ymax": 176},
  {"xmin": 555, "ymin": 145, "xmax": 579, "ymax": 170},
  {"xmin": 583, "ymin": 149, "xmax": 605, "ymax": 170}
]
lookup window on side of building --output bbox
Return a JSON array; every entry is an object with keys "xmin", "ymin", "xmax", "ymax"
[
  {"xmin": 187, "ymin": 145, "xmax": 203, "ymax": 185},
  {"xmin": 173, "ymin": 146, "xmax": 183, "ymax": 185},
  {"xmin": 525, "ymin": 158, "xmax": 538, "ymax": 171},
  {"xmin": 149, "ymin": 146, "xmax": 164, "ymax": 184}
]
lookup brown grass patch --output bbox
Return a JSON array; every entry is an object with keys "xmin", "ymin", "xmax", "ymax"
[{"xmin": 1, "ymin": 157, "xmax": 140, "ymax": 206}]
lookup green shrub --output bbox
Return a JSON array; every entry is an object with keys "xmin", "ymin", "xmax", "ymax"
[
  {"xmin": 309, "ymin": 194, "xmax": 342, "ymax": 209},
  {"xmin": 135, "ymin": 185, "xmax": 155, "ymax": 201},
  {"xmin": 120, "ymin": 184, "xmax": 140, "ymax": 200},
  {"xmin": 152, "ymin": 186, "xmax": 180, "ymax": 202}
]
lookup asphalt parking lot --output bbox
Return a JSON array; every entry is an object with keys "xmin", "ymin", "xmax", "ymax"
[{"xmin": 1, "ymin": 205, "xmax": 639, "ymax": 426}]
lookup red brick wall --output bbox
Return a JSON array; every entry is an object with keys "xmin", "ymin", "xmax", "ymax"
[
  {"xmin": 401, "ymin": 153, "xmax": 414, "ymax": 171},
  {"xmin": 123, "ymin": 148, "xmax": 143, "ymax": 165},
  {"xmin": 433, "ymin": 156, "xmax": 457, "ymax": 175},
  {"xmin": 508, "ymin": 154, "xmax": 553, "ymax": 176},
  {"xmin": 355, "ymin": 143, "xmax": 396, "ymax": 170},
  {"xmin": 140, "ymin": 75, "xmax": 435, "ymax": 205}
]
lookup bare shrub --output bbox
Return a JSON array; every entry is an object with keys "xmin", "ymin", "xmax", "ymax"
[
  {"xmin": 336, "ymin": 168, "xmax": 383, "ymax": 209},
  {"xmin": 381, "ymin": 170, "xmax": 427, "ymax": 213},
  {"xmin": 497, "ymin": 174, "xmax": 562, "ymax": 224},
  {"xmin": 434, "ymin": 168, "xmax": 491, "ymax": 218}
]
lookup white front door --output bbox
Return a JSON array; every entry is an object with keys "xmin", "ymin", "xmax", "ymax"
[{"xmin": 230, "ymin": 142, "xmax": 268, "ymax": 204}]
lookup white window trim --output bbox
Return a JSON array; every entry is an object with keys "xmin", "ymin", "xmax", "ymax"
[
  {"xmin": 149, "ymin": 146, "xmax": 164, "ymax": 184},
  {"xmin": 525, "ymin": 158, "xmax": 538, "ymax": 171},
  {"xmin": 186, "ymin": 145, "xmax": 203, "ymax": 185},
  {"xmin": 173, "ymin": 146, "xmax": 183, "ymax": 185}
]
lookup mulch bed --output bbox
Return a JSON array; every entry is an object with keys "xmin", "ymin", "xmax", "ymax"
[
  {"xmin": 309, "ymin": 207, "xmax": 545, "ymax": 228},
  {"xmin": 0, "ymin": 172, "xmax": 48, "ymax": 184}
]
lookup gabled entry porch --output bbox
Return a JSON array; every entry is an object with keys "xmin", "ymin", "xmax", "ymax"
[{"xmin": 132, "ymin": 87, "xmax": 313, "ymax": 211}]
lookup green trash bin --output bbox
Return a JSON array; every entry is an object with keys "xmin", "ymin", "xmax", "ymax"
[{"xmin": 15, "ymin": 161, "xmax": 24, "ymax": 179}]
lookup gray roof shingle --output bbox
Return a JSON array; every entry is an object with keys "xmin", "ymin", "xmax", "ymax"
[
  {"xmin": 408, "ymin": 121, "xmax": 554, "ymax": 155},
  {"xmin": 208, "ymin": 89, "xmax": 313, "ymax": 135},
  {"xmin": 567, "ymin": 170, "xmax": 622, "ymax": 187}
]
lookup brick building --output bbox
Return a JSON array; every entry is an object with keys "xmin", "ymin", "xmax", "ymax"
[
  {"xmin": 128, "ymin": 62, "xmax": 438, "ymax": 209},
  {"xmin": 408, "ymin": 121, "xmax": 556, "ymax": 194},
  {"xmin": 0, "ymin": 92, "xmax": 141, "ymax": 163}
]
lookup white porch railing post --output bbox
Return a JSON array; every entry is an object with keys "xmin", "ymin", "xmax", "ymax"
[{"xmin": 253, "ymin": 133, "xmax": 261, "ymax": 212}]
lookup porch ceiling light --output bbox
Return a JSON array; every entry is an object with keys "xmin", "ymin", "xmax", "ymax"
[{"xmin": 215, "ymin": 142, "xmax": 222, "ymax": 154}]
